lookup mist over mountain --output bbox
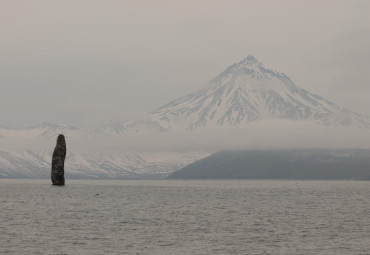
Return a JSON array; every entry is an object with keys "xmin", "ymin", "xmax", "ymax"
[{"xmin": 1, "ymin": 56, "xmax": 370, "ymax": 179}]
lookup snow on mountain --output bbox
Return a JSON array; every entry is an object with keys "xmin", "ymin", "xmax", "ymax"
[
  {"xmin": 96, "ymin": 119, "xmax": 168, "ymax": 135},
  {"xmin": 0, "ymin": 148, "xmax": 208, "ymax": 179},
  {"xmin": 151, "ymin": 55, "xmax": 370, "ymax": 130},
  {"xmin": 2, "ymin": 55, "xmax": 370, "ymax": 179},
  {"xmin": 0, "ymin": 123, "xmax": 210, "ymax": 179},
  {"xmin": 1, "ymin": 122, "xmax": 88, "ymax": 141}
]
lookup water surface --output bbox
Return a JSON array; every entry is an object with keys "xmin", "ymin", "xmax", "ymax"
[{"xmin": 1, "ymin": 179, "xmax": 369, "ymax": 254}]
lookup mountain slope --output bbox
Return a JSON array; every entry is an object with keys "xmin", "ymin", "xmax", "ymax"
[
  {"xmin": 152, "ymin": 55, "xmax": 370, "ymax": 130},
  {"xmin": 0, "ymin": 123, "xmax": 210, "ymax": 179},
  {"xmin": 0, "ymin": 148, "xmax": 209, "ymax": 179},
  {"xmin": 168, "ymin": 149, "xmax": 370, "ymax": 180}
]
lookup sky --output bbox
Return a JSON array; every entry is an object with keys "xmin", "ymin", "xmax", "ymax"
[{"xmin": 1, "ymin": 0, "xmax": 370, "ymax": 128}]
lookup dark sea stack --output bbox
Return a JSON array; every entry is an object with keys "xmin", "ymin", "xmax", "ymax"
[{"xmin": 51, "ymin": 134, "xmax": 66, "ymax": 185}]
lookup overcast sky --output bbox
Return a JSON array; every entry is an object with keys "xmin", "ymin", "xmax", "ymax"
[{"xmin": 1, "ymin": 0, "xmax": 370, "ymax": 128}]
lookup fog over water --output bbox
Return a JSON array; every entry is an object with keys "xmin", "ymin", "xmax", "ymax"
[{"xmin": 2, "ymin": 4, "xmax": 370, "ymax": 253}]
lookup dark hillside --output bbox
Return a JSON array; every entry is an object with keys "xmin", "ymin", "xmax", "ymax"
[{"xmin": 168, "ymin": 150, "xmax": 370, "ymax": 180}]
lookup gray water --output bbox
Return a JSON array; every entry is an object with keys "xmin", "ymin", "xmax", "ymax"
[{"xmin": 1, "ymin": 180, "xmax": 369, "ymax": 255}]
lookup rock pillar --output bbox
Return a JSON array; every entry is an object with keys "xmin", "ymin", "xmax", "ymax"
[{"xmin": 51, "ymin": 134, "xmax": 66, "ymax": 185}]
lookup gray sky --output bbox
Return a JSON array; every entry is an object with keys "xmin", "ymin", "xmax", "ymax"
[{"xmin": 1, "ymin": 0, "xmax": 370, "ymax": 128}]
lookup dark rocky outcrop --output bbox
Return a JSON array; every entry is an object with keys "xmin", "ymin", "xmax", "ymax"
[{"xmin": 51, "ymin": 134, "xmax": 66, "ymax": 185}]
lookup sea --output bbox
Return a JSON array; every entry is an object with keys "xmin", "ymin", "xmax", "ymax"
[{"xmin": 1, "ymin": 179, "xmax": 369, "ymax": 255}]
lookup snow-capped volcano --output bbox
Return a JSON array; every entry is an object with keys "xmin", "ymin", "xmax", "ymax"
[
  {"xmin": 152, "ymin": 55, "xmax": 370, "ymax": 130},
  {"xmin": 2, "ymin": 55, "xmax": 370, "ymax": 179}
]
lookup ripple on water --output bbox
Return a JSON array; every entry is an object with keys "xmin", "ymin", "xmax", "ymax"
[{"xmin": 0, "ymin": 179, "xmax": 369, "ymax": 255}]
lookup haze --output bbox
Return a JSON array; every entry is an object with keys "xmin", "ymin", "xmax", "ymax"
[{"xmin": 1, "ymin": 0, "xmax": 370, "ymax": 128}]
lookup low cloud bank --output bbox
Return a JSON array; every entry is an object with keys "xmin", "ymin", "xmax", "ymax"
[
  {"xmin": 3, "ymin": 120, "xmax": 370, "ymax": 153},
  {"xmin": 76, "ymin": 120, "xmax": 370, "ymax": 153}
]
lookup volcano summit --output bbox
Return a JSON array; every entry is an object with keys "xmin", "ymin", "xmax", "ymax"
[{"xmin": 151, "ymin": 55, "xmax": 370, "ymax": 130}]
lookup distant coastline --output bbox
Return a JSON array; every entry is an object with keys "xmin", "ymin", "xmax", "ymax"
[{"xmin": 168, "ymin": 149, "xmax": 370, "ymax": 180}]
